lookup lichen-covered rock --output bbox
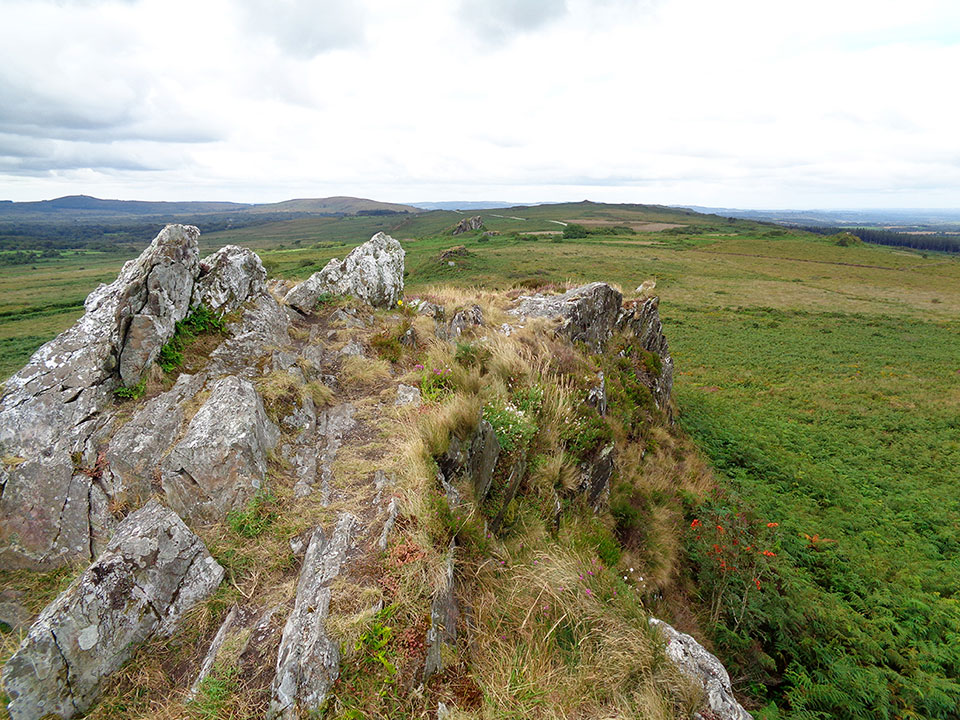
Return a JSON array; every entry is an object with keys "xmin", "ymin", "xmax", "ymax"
[
  {"xmin": 0, "ymin": 224, "xmax": 200, "ymax": 570},
  {"xmin": 193, "ymin": 245, "xmax": 267, "ymax": 313},
  {"xmin": 161, "ymin": 376, "xmax": 279, "ymax": 522},
  {"xmin": 452, "ymin": 215, "xmax": 483, "ymax": 235},
  {"xmin": 395, "ymin": 384, "xmax": 421, "ymax": 406},
  {"xmin": 424, "ymin": 541, "xmax": 458, "ymax": 680},
  {"xmin": 284, "ymin": 232, "xmax": 404, "ymax": 311},
  {"xmin": 437, "ymin": 304, "xmax": 483, "ymax": 341},
  {"xmin": 270, "ymin": 513, "xmax": 357, "ymax": 719},
  {"xmin": 649, "ymin": 618, "xmax": 753, "ymax": 720},
  {"xmin": 2, "ymin": 501, "xmax": 223, "ymax": 720},
  {"xmin": 208, "ymin": 293, "xmax": 292, "ymax": 378},
  {"xmin": 617, "ymin": 296, "xmax": 674, "ymax": 410},
  {"xmin": 105, "ymin": 372, "xmax": 207, "ymax": 506},
  {"xmin": 510, "ymin": 282, "xmax": 622, "ymax": 352}
]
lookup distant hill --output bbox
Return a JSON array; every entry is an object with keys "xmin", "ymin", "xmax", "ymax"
[
  {"xmin": 0, "ymin": 195, "xmax": 421, "ymax": 220},
  {"xmin": 681, "ymin": 205, "xmax": 960, "ymax": 230},
  {"xmin": 411, "ymin": 201, "xmax": 521, "ymax": 211},
  {"xmin": 253, "ymin": 196, "xmax": 419, "ymax": 215}
]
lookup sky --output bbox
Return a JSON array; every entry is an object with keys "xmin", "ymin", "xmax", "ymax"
[{"xmin": 1, "ymin": 0, "xmax": 959, "ymax": 208}]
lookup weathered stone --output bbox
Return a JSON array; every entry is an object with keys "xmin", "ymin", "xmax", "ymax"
[
  {"xmin": 208, "ymin": 293, "xmax": 291, "ymax": 378},
  {"xmin": 2, "ymin": 501, "xmax": 223, "ymax": 720},
  {"xmin": 284, "ymin": 232, "xmax": 404, "ymax": 311},
  {"xmin": 452, "ymin": 216, "xmax": 483, "ymax": 235},
  {"xmin": 649, "ymin": 618, "xmax": 753, "ymax": 720},
  {"xmin": 339, "ymin": 340, "xmax": 364, "ymax": 357},
  {"xmin": 586, "ymin": 372, "xmax": 607, "ymax": 416},
  {"xmin": 312, "ymin": 404, "xmax": 356, "ymax": 503},
  {"xmin": 0, "ymin": 224, "xmax": 200, "ymax": 570},
  {"xmin": 408, "ymin": 298, "xmax": 445, "ymax": 319},
  {"xmin": 424, "ymin": 541, "xmax": 458, "ymax": 680},
  {"xmin": 438, "ymin": 304, "xmax": 483, "ymax": 341},
  {"xmin": 616, "ymin": 296, "xmax": 674, "ymax": 410},
  {"xmin": 188, "ymin": 605, "xmax": 238, "ymax": 701},
  {"xmin": 378, "ymin": 497, "xmax": 399, "ymax": 550},
  {"xmin": 395, "ymin": 384, "xmax": 421, "ymax": 406},
  {"xmin": 0, "ymin": 590, "xmax": 31, "ymax": 635},
  {"xmin": 161, "ymin": 376, "xmax": 279, "ymax": 522},
  {"xmin": 490, "ymin": 458, "xmax": 527, "ymax": 533},
  {"xmin": 511, "ymin": 282, "xmax": 622, "ymax": 352},
  {"xmin": 193, "ymin": 245, "xmax": 267, "ymax": 313},
  {"xmin": 398, "ymin": 324, "xmax": 418, "ymax": 348},
  {"xmin": 105, "ymin": 372, "xmax": 207, "ymax": 506},
  {"xmin": 270, "ymin": 513, "xmax": 357, "ymax": 719},
  {"xmin": 466, "ymin": 420, "xmax": 500, "ymax": 501},
  {"xmin": 580, "ymin": 443, "xmax": 616, "ymax": 509}
]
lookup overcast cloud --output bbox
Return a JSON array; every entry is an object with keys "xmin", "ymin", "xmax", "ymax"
[{"xmin": 0, "ymin": 0, "xmax": 958, "ymax": 207}]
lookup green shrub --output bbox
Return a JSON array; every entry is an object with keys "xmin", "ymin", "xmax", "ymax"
[
  {"xmin": 562, "ymin": 223, "xmax": 590, "ymax": 239},
  {"xmin": 113, "ymin": 377, "xmax": 146, "ymax": 401},
  {"xmin": 483, "ymin": 399, "xmax": 537, "ymax": 453},
  {"xmin": 156, "ymin": 304, "xmax": 226, "ymax": 373}
]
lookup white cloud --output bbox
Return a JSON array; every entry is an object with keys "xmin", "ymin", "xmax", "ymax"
[{"xmin": 0, "ymin": 0, "xmax": 959, "ymax": 207}]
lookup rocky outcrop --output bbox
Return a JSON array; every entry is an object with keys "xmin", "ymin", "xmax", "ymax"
[
  {"xmin": 2, "ymin": 501, "xmax": 223, "ymax": 720},
  {"xmin": 193, "ymin": 245, "xmax": 267, "ymax": 313},
  {"xmin": 0, "ymin": 225, "xmax": 201, "ymax": 569},
  {"xmin": 580, "ymin": 443, "xmax": 616, "ymax": 509},
  {"xmin": 452, "ymin": 216, "xmax": 483, "ymax": 235},
  {"xmin": 511, "ymin": 282, "xmax": 673, "ymax": 408},
  {"xmin": 511, "ymin": 282, "xmax": 622, "ymax": 352},
  {"xmin": 208, "ymin": 293, "xmax": 291, "ymax": 378},
  {"xmin": 270, "ymin": 513, "xmax": 357, "ymax": 719},
  {"xmin": 423, "ymin": 541, "xmax": 458, "ymax": 680},
  {"xmin": 161, "ymin": 376, "xmax": 279, "ymax": 522},
  {"xmin": 649, "ymin": 618, "xmax": 753, "ymax": 720},
  {"xmin": 616, "ymin": 296, "xmax": 674, "ymax": 409},
  {"xmin": 437, "ymin": 304, "xmax": 484, "ymax": 341},
  {"xmin": 284, "ymin": 232, "xmax": 405, "ymax": 312}
]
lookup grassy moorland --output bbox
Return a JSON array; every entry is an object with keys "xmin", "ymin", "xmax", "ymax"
[{"xmin": 2, "ymin": 204, "xmax": 959, "ymax": 718}]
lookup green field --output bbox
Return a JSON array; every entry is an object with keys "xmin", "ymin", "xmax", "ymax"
[{"xmin": 2, "ymin": 203, "xmax": 959, "ymax": 718}]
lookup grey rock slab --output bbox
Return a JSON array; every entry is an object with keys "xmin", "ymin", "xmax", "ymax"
[
  {"xmin": 339, "ymin": 340, "xmax": 364, "ymax": 357},
  {"xmin": 284, "ymin": 232, "xmax": 405, "ymax": 312},
  {"xmin": 0, "ymin": 224, "xmax": 200, "ymax": 570},
  {"xmin": 395, "ymin": 383, "xmax": 421, "ymax": 406},
  {"xmin": 188, "ymin": 605, "xmax": 238, "ymax": 701},
  {"xmin": 580, "ymin": 443, "xmax": 615, "ymax": 509},
  {"xmin": 378, "ymin": 498, "xmax": 399, "ymax": 550},
  {"xmin": 105, "ymin": 372, "xmax": 207, "ymax": 506},
  {"xmin": 466, "ymin": 420, "xmax": 500, "ymax": 502},
  {"xmin": 510, "ymin": 282, "xmax": 622, "ymax": 352},
  {"xmin": 269, "ymin": 513, "xmax": 358, "ymax": 719},
  {"xmin": 161, "ymin": 376, "xmax": 279, "ymax": 522},
  {"xmin": 2, "ymin": 501, "xmax": 223, "ymax": 720},
  {"xmin": 649, "ymin": 618, "xmax": 753, "ymax": 720},
  {"xmin": 208, "ymin": 293, "xmax": 291, "ymax": 378},
  {"xmin": 192, "ymin": 245, "xmax": 267, "ymax": 313},
  {"xmin": 313, "ymin": 403, "xmax": 356, "ymax": 503},
  {"xmin": 423, "ymin": 541, "xmax": 458, "ymax": 680}
]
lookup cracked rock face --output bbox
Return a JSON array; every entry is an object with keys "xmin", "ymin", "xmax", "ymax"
[
  {"xmin": 2, "ymin": 501, "xmax": 223, "ymax": 720},
  {"xmin": 511, "ymin": 282, "xmax": 623, "ymax": 352},
  {"xmin": 284, "ymin": 232, "xmax": 405, "ymax": 311},
  {"xmin": 452, "ymin": 215, "xmax": 483, "ymax": 235},
  {"xmin": 0, "ymin": 224, "xmax": 200, "ymax": 570},
  {"xmin": 649, "ymin": 618, "xmax": 753, "ymax": 720},
  {"xmin": 193, "ymin": 245, "xmax": 268, "ymax": 313},
  {"xmin": 270, "ymin": 513, "xmax": 357, "ymax": 719},
  {"xmin": 161, "ymin": 376, "xmax": 279, "ymax": 522},
  {"xmin": 424, "ymin": 541, "xmax": 458, "ymax": 680}
]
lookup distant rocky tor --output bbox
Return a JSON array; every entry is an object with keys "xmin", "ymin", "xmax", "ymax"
[
  {"xmin": 0, "ymin": 225, "xmax": 750, "ymax": 719},
  {"xmin": 452, "ymin": 215, "xmax": 483, "ymax": 235}
]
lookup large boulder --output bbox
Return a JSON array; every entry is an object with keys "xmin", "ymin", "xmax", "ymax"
[
  {"xmin": 270, "ymin": 513, "xmax": 357, "ymax": 719},
  {"xmin": 0, "ymin": 224, "xmax": 200, "ymax": 569},
  {"xmin": 2, "ymin": 501, "xmax": 223, "ymax": 720},
  {"xmin": 193, "ymin": 245, "xmax": 268, "ymax": 313},
  {"xmin": 510, "ymin": 282, "xmax": 623, "ymax": 352},
  {"xmin": 649, "ymin": 618, "xmax": 753, "ymax": 720},
  {"xmin": 284, "ymin": 232, "xmax": 404, "ymax": 312},
  {"xmin": 161, "ymin": 376, "xmax": 279, "ymax": 522}
]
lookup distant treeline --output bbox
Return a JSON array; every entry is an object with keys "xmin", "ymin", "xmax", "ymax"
[{"xmin": 802, "ymin": 225, "xmax": 960, "ymax": 253}]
